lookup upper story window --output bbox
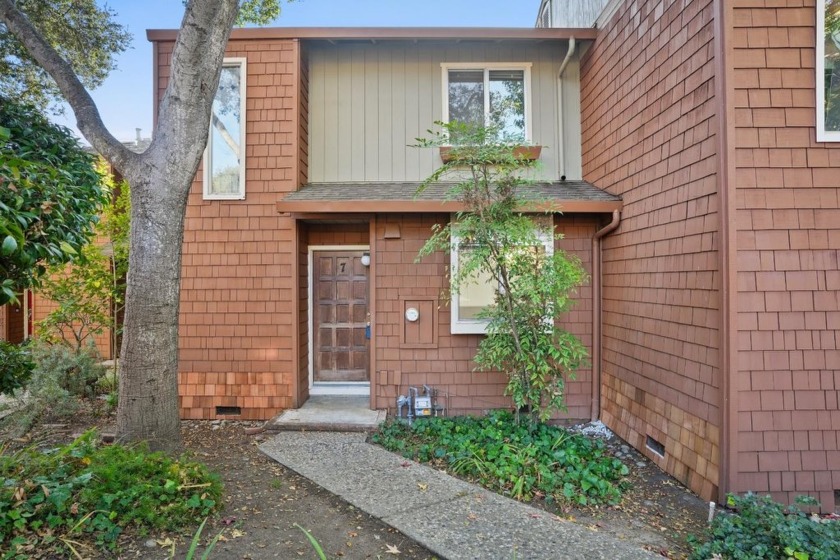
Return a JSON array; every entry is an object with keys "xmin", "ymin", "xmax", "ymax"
[
  {"xmin": 442, "ymin": 63, "xmax": 532, "ymax": 143},
  {"xmin": 204, "ymin": 58, "xmax": 247, "ymax": 199},
  {"xmin": 818, "ymin": 0, "xmax": 840, "ymax": 141}
]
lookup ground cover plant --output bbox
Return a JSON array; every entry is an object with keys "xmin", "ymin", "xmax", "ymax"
[
  {"xmin": 0, "ymin": 430, "xmax": 221, "ymax": 558},
  {"xmin": 372, "ymin": 411, "xmax": 629, "ymax": 506},
  {"xmin": 689, "ymin": 493, "xmax": 840, "ymax": 560}
]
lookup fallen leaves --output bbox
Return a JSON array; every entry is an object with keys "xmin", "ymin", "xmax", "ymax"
[{"xmin": 385, "ymin": 543, "xmax": 401, "ymax": 554}]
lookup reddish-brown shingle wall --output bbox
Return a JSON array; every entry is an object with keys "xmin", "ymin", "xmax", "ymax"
[
  {"xmin": 581, "ymin": 0, "xmax": 721, "ymax": 501},
  {"xmin": 0, "ymin": 305, "xmax": 7, "ymax": 342},
  {"xmin": 731, "ymin": 1, "xmax": 840, "ymax": 510},
  {"xmin": 156, "ymin": 38, "xmax": 302, "ymax": 420},
  {"xmin": 372, "ymin": 213, "xmax": 596, "ymax": 420}
]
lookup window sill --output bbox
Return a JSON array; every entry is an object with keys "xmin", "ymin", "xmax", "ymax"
[{"xmin": 439, "ymin": 145, "xmax": 542, "ymax": 164}]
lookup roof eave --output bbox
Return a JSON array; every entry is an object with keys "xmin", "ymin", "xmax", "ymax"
[
  {"xmin": 147, "ymin": 26, "xmax": 598, "ymax": 43},
  {"xmin": 275, "ymin": 199, "xmax": 622, "ymax": 214}
]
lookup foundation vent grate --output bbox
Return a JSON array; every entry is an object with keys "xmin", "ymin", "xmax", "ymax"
[
  {"xmin": 215, "ymin": 406, "xmax": 242, "ymax": 416},
  {"xmin": 646, "ymin": 435, "xmax": 665, "ymax": 458}
]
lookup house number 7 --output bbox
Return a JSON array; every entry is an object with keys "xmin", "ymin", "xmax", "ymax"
[{"xmin": 339, "ymin": 262, "xmax": 346, "ymax": 272}]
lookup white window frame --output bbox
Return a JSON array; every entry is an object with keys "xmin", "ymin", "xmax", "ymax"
[
  {"xmin": 441, "ymin": 63, "xmax": 533, "ymax": 144},
  {"xmin": 203, "ymin": 57, "xmax": 247, "ymax": 200},
  {"xmin": 818, "ymin": 1, "xmax": 840, "ymax": 142},
  {"xmin": 450, "ymin": 215, "xmax": 553, "ymax": 335}
]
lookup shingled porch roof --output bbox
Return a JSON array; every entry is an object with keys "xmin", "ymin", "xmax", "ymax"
[{"xmin": 276, "ymin": 181, "xmax": 622, "ymax": 214}]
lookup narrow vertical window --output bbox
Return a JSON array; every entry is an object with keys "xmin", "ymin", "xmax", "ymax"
[
  {"xmin": 204, "ymin": 58, "xmax": 246, "ymax": 199},
  {"xmin": 818, "ymin": 1, "xmax": 840, "ymax": 141}
]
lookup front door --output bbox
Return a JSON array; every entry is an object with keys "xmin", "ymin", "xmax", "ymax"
[{"xmin": 313, "ymin": 251, "xmax": 369, "ymax": 383}]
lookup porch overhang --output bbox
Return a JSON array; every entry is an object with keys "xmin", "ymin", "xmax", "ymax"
[{"xmin": 276, "ymin": 182, "xmax": 622, "ymax": 214}]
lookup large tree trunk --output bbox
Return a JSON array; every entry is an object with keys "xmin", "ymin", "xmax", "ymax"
[
  {"xmin": 0, "ymin": 0, "xmax": 242, "ymax": 452},
  {"xmin": 115, "ymin": 163, "xmax": 193, "ymax": 453},
  {"xmin": 113, "ymin": 0, "xmax": 242, "ymax": 452}
]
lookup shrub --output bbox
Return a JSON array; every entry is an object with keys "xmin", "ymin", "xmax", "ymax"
[
  {"xmin": 689, "ymin": 493, "xmax": 840, "ymax": 560},
  {"xmin": 6, "ymin": 341, "xmax": 107, "ymax": 435},
  {"xmin": 0, "ymin": 430, "xmax": 222, "ymax": 557},
  {"xmin": 372, "ymin": 411, "xmax": 628, "ymax": 506},
  {"xmin": 31, "ymin": 342, "xmax": 105, "ymax": 398},
  {"xmin": 0, "ymin": 340, "xmax": 33, "ymax": 396},
  {"xmin": 415, "ymin": 122, "xmax": 589, "ymax": 423}
]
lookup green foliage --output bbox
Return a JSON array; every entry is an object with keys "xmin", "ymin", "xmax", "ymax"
[
  {"xmin": 0, "ymin": 0, "xmax": 131, "ymax": 111},
  {"xmin": 38, "ymin": 169, "xmax": 130, "ymax": 351},
  {"xmin": 237, "ymin": 0, "xmax": 285, "ymax": 25},
  {"xmin": 294, "ymin": 523, "xmax": 328, "ymax": 560},
  {"xmin": 31, "ymin": 341, "xmax": 105, "ymax": 399},
  {"xmin": 0, "ymin": 340, "xmax": 33, "ymax": 396},
  {"xmin": 372, "ymin": 412, "xmax": 628, "ymax": 506},
  {"xmin": 6, "ymin": 341, "xmax": 105, "ymax": 435},
  {"xmin": 0, "ymin": 97, "xmax": 108, "ymax": 305},
  {"xmin": 37, "ymin": 255, "xmax": 112, "ymax": 349},
  {"xmin": 0, "ymin": 430, "xmax": 222, "ymax": 557},
  {"xmin": 416, "ymin": 122, "xmax": 589, "ymax": 423},
  {"xmin": 689, "ymin": 494, "xmax": 840, "ymax": 560},
  {"xmin": 185, "ymin": 517, "xmax": 225, "ymax": 560}
]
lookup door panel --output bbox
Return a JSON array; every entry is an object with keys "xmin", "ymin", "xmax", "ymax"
[{"xmin": 313, "ymin": 251, "xmax": 369, "ymax": 382}]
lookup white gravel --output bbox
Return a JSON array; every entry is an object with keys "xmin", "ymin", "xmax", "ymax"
[{"xmin": 569, "ymin": 420, "xmax": 615, "ymax": 439}]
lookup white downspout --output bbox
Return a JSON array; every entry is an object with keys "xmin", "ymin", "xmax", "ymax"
[{"xmin": 557, "ymin": 37, "xmax": 576, "ymax": 180}]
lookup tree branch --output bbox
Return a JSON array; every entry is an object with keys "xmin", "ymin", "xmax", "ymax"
[
  {"xmin": 154, "ymin": 0, "xmax": 241, "ymax": 176},
  {"xmin": 0, "ymin": 0, "xmax": 132, "ymax": 168}
]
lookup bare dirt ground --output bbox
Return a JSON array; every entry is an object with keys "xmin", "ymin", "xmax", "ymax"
[{"xmin": 3, "ymin": 403, "xmax": 709, "ymax": 559}]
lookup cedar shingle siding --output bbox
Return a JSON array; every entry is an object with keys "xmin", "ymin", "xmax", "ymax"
[
  {"xmin": 731, "ymin": 0, "xmax": 840, "ymax": 511},
  {"xmin": 582, "ymin": 0, "xmax": 840, "ymax": 511},
  {"xmin": 581, "ymin": 0, "xmax": 721, "ymax": 503}
]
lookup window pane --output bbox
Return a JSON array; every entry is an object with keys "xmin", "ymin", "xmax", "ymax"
[
  {"xmin": 489, "ymin": 70, "xmax": 525, "ymax": 142},
  {"xmin": 458, "ymin": 247, "xmax": 496, "ymax": 320},
  {"xmin": 825, "ymin": 1, "xmax": 840, "ymax": 133},
  {"xmin": 448, "ymin": 70, "xmax": 484, "ymax": 130},
  {"xmin": 209, "ymin": 65, "xmax": 242, "ymax": 195}
]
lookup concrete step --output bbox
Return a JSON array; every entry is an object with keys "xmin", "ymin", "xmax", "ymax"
[{"xmin": 264, "ymin": 395, "xmax": 387, "ymax": 433}]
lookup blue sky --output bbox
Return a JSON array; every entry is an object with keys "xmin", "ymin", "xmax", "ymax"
[{"xmin": 54, "ymin": 0, "xmax": 543, "ymax": 143}]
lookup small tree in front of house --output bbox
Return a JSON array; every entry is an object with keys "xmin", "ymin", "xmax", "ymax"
[
  {"xmin": 38, "ymin": 164, "xmax": 130, "ymax": 354},
  {"xmin": 416, "ymin": 122, "xmax": 589, "ymax": 424}
]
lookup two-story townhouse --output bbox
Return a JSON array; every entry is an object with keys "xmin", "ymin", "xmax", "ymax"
[
  {"xmin": 2, "ymin": 0, "xmax": 818, "ymax": 517},
  {"xmin": 147, "ymin": 26, "xmax": 622, "ymax": 427},
  {"xmin": 533, "ymin": 0, "xmax": 840, "ymax": 513}
]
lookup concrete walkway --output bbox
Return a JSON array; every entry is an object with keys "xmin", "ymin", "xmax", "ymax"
[{"xmin": 260, "ymin": 432, "xmax": 658, "ymax": 560}]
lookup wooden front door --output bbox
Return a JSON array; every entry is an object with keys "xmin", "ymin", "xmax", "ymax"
[{"xmin": 313, "ymin": 251, "xmax": 369, "ymax": 383}]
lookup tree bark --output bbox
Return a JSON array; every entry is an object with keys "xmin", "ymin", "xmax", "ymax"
[{"xmin": 1, "ymin": 0, "xmax": 241, "ymax": 452}]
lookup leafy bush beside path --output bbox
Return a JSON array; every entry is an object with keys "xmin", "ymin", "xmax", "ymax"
[{"xmin": 372, "ymin": 411, "xmax": 628, "ymax": 506}]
